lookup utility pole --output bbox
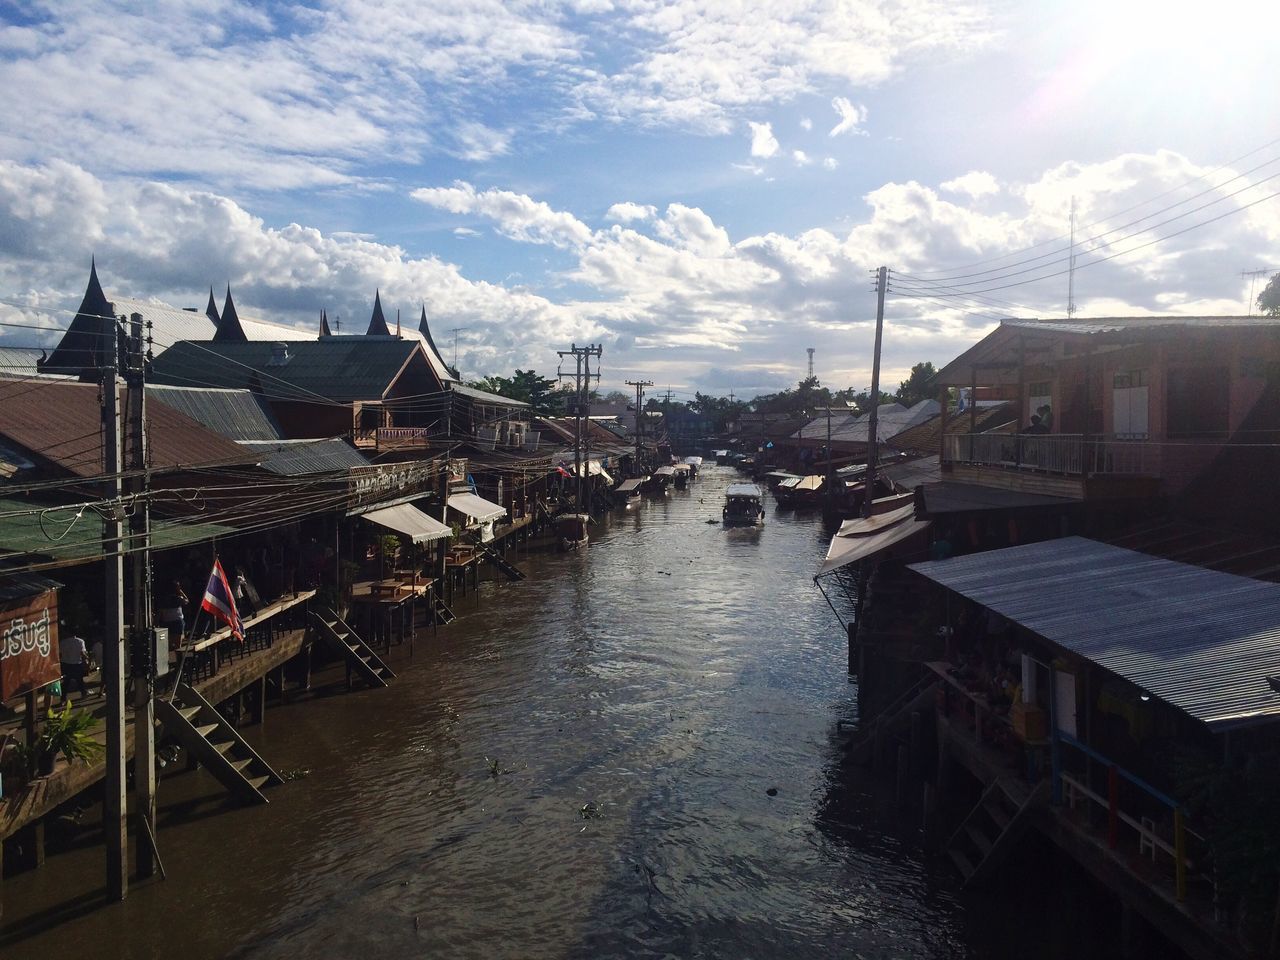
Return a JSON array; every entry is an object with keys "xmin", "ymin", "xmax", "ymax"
[
  {"xmin": 1067, "ymin": 196, "xmax": 1078, "ymax": 319},
  {"xmin": 125, "ymin": 312, "xmax": 158, "ymax": 880},
  {"xmin": 558, "ymin": 344, "xmax": 602, "ymax": 513},
  {"xmin": 863, "ymin": 266, "xmax": 887, "ymax": 519},
  {"xmin": 1241, "ymin": 268, "xmax": 1271, "ymax": 316},
  {"xmin": 625, "ymin": 379, "xmax": 652, "ymax": 474},
  {"xmin": 101, "ymin": 316, "xmax": 127, "ymax": 901}
]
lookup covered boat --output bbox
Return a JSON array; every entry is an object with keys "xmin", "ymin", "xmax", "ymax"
[
  {"xmin": 723, "ymin": 483, "xmax": 765, "ymax": 525},
  {"xmin": 681, "ymin": 455, "xmax": 703, "ymax": 479},
  {"xmin": 614, "ymin": 477, "xmax": 646, "ymax": 507},
  {"xmin": 646, "ymin": 465, "xmax": 676, "ymax": 493},
  {"xmin": 672, "ymin": 463, "xmax": 692, "ymax": 489},
  {"xmin": 555, "ymin": 512, "xmax": 591, "ymax": 550}
]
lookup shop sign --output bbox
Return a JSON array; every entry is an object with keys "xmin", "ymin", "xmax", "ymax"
[{"xmin": 0, "ymin": 588, "xmax": 60, "ymax": 701}]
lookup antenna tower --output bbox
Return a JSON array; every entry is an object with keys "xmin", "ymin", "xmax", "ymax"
[
  {"xmin": 806, "ymin": 347, "xmax": 815, "ymax": 380},
  {"xmin": 1241, "ymin": 268, "xmax": 1271, "ymax": 317},
  {"xmin": 1067, "ymin": 196, "xmax": 1078, "ymax": 319}
]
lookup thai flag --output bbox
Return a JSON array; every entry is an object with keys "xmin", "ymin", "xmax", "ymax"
[{"xmin": 200, "ymin": 559, "xmax": 244, "ymax": 642}]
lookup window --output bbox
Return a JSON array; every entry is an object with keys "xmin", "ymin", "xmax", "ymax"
[
  {"xmin": 1112, "ymin": 370, "xmax": 1149, "ymax": 440},
  {"xmin": 1029, "ymin": 381, "xmax": 1052, "ymax": 429},
  {"xmin": 1167, "ymin": 367, "xmax": 1229, "ymax": 439}
]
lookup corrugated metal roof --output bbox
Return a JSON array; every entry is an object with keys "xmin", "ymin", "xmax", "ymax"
[
  {"xmin": 0, "ymin": 346, "xmax": 53, "ymax": 377},
  {"xmin": 793, "ymin": 401, "xmax": 940, "ymax": 444},
  {"xmin": 1003, "ymin": 316, "xmax": 1280, "ymax": 335},
  {"xmin": 920, "ymin": 481, "xmax": 1077, "ymax": 514},
  {"xmin": 149, "ymin": 385, "xmax": 283, "ymax": 441},
  {"xmin": 0, "ymin": 377, "xmax": 256, "ymax": 478},
  {"xmin": 237, "ymin": 439, "xmax": 370, "ymax": 475},
  {"xmin": 449, "ymin": 382, "xmax": 528, "ymax": 406},
  {"xmin": 0, "ymin": 496, "xmax": 238, "ymax": 565},
  {"xmin": 909, "ymin": 537, "xmax": 1280, "ymax": 730},
  {"xmin": 0, "ymin": 571, "xmax": 62, "ymax": 603},
  {"xmin": 150, "ymin": 339, "xmax": 426, "ymax": 402}
]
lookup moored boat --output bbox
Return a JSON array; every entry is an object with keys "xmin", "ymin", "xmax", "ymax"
[
  {"xmin": 614, "ymin": 477, "xmax": 646, "ymax": 507},
  {"xmin": 555, "ymin": 512, "xmax": 591, "ymax": 550},
  {"xmin": 723, "ymin": 483, "xmax": 765, "ymax": 525}
]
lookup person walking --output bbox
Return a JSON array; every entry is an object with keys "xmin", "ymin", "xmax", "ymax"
[
  {"xmin": 157, "ymin": 580, "xmax": 189, "ymax": 644},
  {"xmin": 58, "ymin": 627, "xmax": 90, "ymax": 703}
]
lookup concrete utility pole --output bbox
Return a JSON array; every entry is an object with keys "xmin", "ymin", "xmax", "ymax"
[
  {"xmin": 558, "ymin": 344, "xmax": 602, "ymax": 513},
  {"xmin": 125, "ymin": 312, "xmax": 159, "ymax": 880},
  {"xmin": 101, "ymin": 317, "xmax": 127, "ymax": 900},
  {"xmin": 625, "ymin": 379, "xmax": 653, "ymax": 474},
  {"xmin": 862, "ymin": 266, "xmax": 887, "ymax": 519}
]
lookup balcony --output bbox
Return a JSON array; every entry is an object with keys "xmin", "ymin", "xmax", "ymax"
[
  {"xmin": 353, "ymin": 427, "xmax": 432, "ymax": 452},
  {"xmin": 943, "ymin": 433, "xmax": 1161, "ymax": 499}
]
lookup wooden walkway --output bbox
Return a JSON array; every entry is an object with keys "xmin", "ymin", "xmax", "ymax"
[{"xmin": 0, "ymin": 592, "xmax": 314, "ymax": 844}]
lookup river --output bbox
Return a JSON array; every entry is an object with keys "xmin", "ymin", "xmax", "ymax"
[{"xmin": 2, "ymin": 464, "xmax": 1120, "ymax": 959}]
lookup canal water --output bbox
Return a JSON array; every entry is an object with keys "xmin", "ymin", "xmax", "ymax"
[{"xmin": 4, "ymin": 465, "xmax": 1122, "ymax": 959}]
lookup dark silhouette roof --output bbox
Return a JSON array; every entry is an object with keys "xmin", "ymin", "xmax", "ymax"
[
  {"xmin": 214, "ymin": 285, "xmax": 248, "ymax": 342},
  {"xmin": 40, "ymin": 259, "xmax": 118, "ymax": 376},
  {"xmin": 320, "ymin": 309, "xmax": 332, "ymax": 338},
  {"xmin": 366, "ymin": 290, "xmax": 392, "ymax": 336},
  {"xmin": 151, "ymin": 339, "xmax": 426, "ymax": 402},
  {"xmin": 205, "ymin": 286, "xmax": 220, "ymax": 324}
]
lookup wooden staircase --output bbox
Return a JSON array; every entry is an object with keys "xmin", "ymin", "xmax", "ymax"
[
  {"xmin": 310, "ymin": 607, "xmax": 395, "ymax": 688},
  {"xmin": 479, "ymin": 545, "xmax": 526, "ymax": 581},
  {"xmin": 155, "ymin": 683, "xmax": 283, "ymax": 804},
  {"xmin": 841, "ymin": 673, "xmax": 938, "ymax": 767},
  {"xmin": 434, "ymin": 599, "xmax": 456, "ymax": 624},
  {"xmin": 947, "ymin": 777, "xmax": 1048, "ymax": 886}
]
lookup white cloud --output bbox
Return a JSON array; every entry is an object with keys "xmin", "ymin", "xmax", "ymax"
[
  {"xmin": 748, "ymin": 121, "xmax": 780, "ymax": 158},
  {"xmin": 793, "ymin": 150, "xmax": 812, "ymax": 166},
  {"xmin": 941, "ymin": 170, "xmax": 1001, "ymax": 199},
  {"xmin": 829, "ymin": 96, "xmax": 868, "ymax": 137},
  {"xmin": 823, "ymin": 157, "xmax": 839, "ymax": 170},
  {"xmin": 4, "ymin": 149, "xmax": 1275, "ymax": 393},
  {"xmin": 605, "ymin": 202, "xmax": 656, "ymax": 222},
  {"xmin": 799, "ymin": 116, "xmax": 813, "ymax": 131},
  {"xmin": 453, "ymin": 226, "xmax": 480, "ymax": 237}
]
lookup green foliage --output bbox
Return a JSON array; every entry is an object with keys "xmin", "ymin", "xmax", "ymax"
[
  {"xmin": 469, "ymin": 369, "xmax": 565, "ymax": 414},
  {"xmin": 1258, "ymin": 272, "xmax": 1280, "ymax": 317},
  {"xmin": 40, "ymin": 703, "xmax": 104, "ymax": 766},
  {"xmin": 895, "ymin": 361, "xmax": 938, "ymax": 407}
]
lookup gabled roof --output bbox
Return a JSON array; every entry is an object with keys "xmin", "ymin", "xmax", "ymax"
[
  {"xmin": 366, "ymin": 291, "xmax": 392, "ymax": 336},
  {"xmin": 413, "ymin": 305, "xmax": 459, "ymax": 383},
  {"xmin": 888, "ymin": 401, "xmax": 1018, "ymax": 456},
  {"xmin": 40, "ymin": 259, "xmax": 118, "ymax": 375},
  {"xmin": 0, "ymin": 377, "xmax": 254, "ymax": 478},
  {"xmin": 937, "ymin": 315, "xmax": 1280, "ymax": 386},
  {"xmin": 149, "ymin": 338, "xmax": 426, "ymax": 402}
]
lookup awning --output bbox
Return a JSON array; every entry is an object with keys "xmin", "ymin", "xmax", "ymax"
[
  {"xmin": 616, "ymin": 478, "xmax": 645, "ymax": 492},
  {"xmin": 653, "ymin": 466, "xmax": 675, "ymax": 477},
  {"xmin": 908, "ymin": 537, "xmax": 1280, "ymax": 730},
  {"xmin": 818, "ymin": 509, "xmax": 932, "ymax": 575},
  {"xmin": 682, "ymin": 456, "xmax": 703, "ymax": 466},
  {"xmin": 673, "ymin": 463, "xmax": 691, "ymax": 472},
  {"xmin": 448, "ymin": 492, "xmax": 507, "ymax": 524},
  {"xmin": 362, "ymin": 502, "xmax": 452, "ymax": 544}
]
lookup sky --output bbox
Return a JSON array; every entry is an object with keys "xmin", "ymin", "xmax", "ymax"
[{"xmin": 0, "ymin": 0, "xmax": 1278, "ymax": 399}]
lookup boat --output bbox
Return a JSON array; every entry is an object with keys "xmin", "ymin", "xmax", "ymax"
[
  {"xmin": 646, "ymin": 465, "xmax": 676, "ymax": 494},
  {"xmin": 761, "ymin": 469, "xmax": 801, "ymax": 490},
  {"xmin": 672, "ymin": 463, "xmax": 691, "ymax": 489},
  {"xmin": 723, "ymin": 483, "xmax": 765, "ymax": 525},
  {"xmin": 555, "ymin": 512, "xmax": 591, "ymax": 550},
  {"xmin": 772, "ymin": 476, "xmax": 803, "ymax": 507},
  {"xmin": 788, "ymin": 474, "xmax": 826, "ymax": 509},
  {"xmin": 614, "ymin": 477, "xmax": 646, "ymax": 507},
  {"xmin": 681, "ymin": 456, "xmax": 703, "ymax": 479}
]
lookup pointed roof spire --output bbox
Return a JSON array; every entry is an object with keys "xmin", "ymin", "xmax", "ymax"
[
  {"xmin": 205, "ymin": 285, "xmax": 220, "ymax": 325},
  {"xmin": 214, "ymin": 284, "xmax": 248, "ymax": 342},
  {"xmin": 395, "ymin": 308, "xmax": 402, "ymax": 338},
  {"xmin": 366, "ymin": 289, "xmax": 391, "ymax": 336},
  {"xmin": 418, "ymin": 304, "xmax": 442, "ymax": 354},
  {"xmin": 417, "ymin": 304, "xmax": 459, "ymax": 383},
  {"xmin": 42, "ymin": 257, "xmax": 115, "ymax": 374},
  {"xmin": 319, "ymin": 309, "xmax": 332, "ymax": 338}
]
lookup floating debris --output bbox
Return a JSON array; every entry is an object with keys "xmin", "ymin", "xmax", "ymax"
[
  {"xmin": 580, "ymin": 801, "xmax": 601, "ymax": 819},
  {"xmin": 766, "ymin": 787, "xmax": 778, "ymax": 797},
  {"xmin": 281, "ymin": 767, "xmax": 311, "ymax": 782}
]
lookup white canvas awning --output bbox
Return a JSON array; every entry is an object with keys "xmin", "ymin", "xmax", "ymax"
[
  {"xmin": 818, "ymin": 511, "xmax": 931, "ymax": 575},
  {"xmin": 448, "ymin": 492, "xmax": 507, "ymax": 524},
  {"xmin": 362, "ymin": 503, "xmax": 453, "ymax": 544}
]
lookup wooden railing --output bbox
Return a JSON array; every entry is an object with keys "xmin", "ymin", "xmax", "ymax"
[
  {"xmin": 353, "ymin": 427, "xmax": 432, "ymax": 450},
  {"xmin": 944, "ymin": 433, "xmax": 1157, "ymax": 477}
]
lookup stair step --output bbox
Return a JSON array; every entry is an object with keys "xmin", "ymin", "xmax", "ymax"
[
  {"xmin": 948, "ymin": 847, "xmax": 975, "ymax": 881},
  {"xmin": 985, "ymin": 800, "xmax": 1012, "ymax": 832},
  {"xmin": 246, "ymin": 775, "xmax": 271, "ymax": 790},
  {"xmin": 193, "ymin": 723, "xmax": 220, "ymax": 738},
  {"xmin": 211, "ymin": 740, "xmax": 235, "ymax": 756},
  {"xmin": 964, "ymin": 823, "xmax": 994, "ymax": 857},
  {"xmin": 229, "ymin": 758, "xmax": 254, "ymax": 773},
  {"xmin": 178, "ymin": 706, "xmax": 201, "ymax": 721}
]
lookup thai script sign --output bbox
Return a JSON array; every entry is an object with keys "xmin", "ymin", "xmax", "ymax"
[
  {"xmin": 348, "ymin": 461, "xmax": 440, "ymax": 512},
  {"xmin": 0, "ymin": 587, "xmax": 60, "ymax": 701}
]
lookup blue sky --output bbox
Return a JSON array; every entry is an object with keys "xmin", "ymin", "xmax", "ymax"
[{"xmin": 1, "ymin": 0, "xmax": 1278, "ymax": 398}]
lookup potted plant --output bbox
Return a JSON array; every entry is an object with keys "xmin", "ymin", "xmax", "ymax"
[{"xmin": 37, "ymin": 703, "xmax": 105, "ymax": 774}]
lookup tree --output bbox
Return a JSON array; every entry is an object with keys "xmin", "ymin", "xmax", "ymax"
[
  {"xmin": 600, "ymin": 389, "xmax": 630, "ymax": 404},
  {"xmin": 469, "ymin": 369, "xmax": 564, "ymax": 414},
  {"xmin": 895, "ymin": 361, "xmax": 938, "ymax": 407},
  {"xmin": 1258, "ymin": 271, "xmax": 1280, "ymax": 317}
]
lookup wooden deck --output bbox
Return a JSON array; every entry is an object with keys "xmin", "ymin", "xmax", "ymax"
[{"xmin": 0, "ymin": 593, "xmax": 314, "ymax": 843}]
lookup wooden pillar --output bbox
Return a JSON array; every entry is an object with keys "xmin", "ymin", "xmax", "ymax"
[
  {"xmin": 13, "ymin": 821, "xmax": 45, "ymax": 870},
  {"xmin": 969, "ymin": 365, "xmax": 978, "ymax": 435},
  {"xmin": 250, "ymin": 675, "xmax": 266, "ymax": 726},
  {"xmin": 937, "ymin": 384, "xmax": 950, "ymax": 465}
]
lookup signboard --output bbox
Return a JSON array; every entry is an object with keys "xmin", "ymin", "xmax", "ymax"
[{"xmin": 0, "ymin": 587, "xmax": 60, "ymax": 701}]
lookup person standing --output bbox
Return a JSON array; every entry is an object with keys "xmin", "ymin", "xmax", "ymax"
[
  {"xmin": 58, "ymin": 627, "xmax": 90, "ymax": 703},
  {"xmin": 157, "ymin": 580, "xmax": 189, "ymax": 644}
]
